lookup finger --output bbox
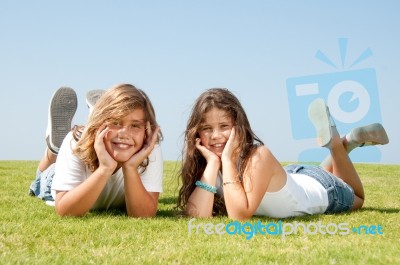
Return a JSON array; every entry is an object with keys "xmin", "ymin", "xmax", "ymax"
[
  {"xmin": 229, "ymin": 126, "xmax": 236, "ymax": 140},
  {"xmin": 195, "ymin": 138, "xmax": 202, "ymax": 149},
  {"xmin": 152, "ymin": 126, "xmax": 159, "ymax": 140},
  {"xmin": 96, "ymin": 125, "xmax": 109, "ymax": 141},
  {"xmin": 146, "ymin": 121, "xmax": 152, "ymax": 134},
  {"xmin": 94, "ymin": 126, "xmax": 110, "ymax": 152},
  {"xmin": 231, "ymin": 127, "xmax": 239, "ymax": 144},
  {"xmin": 148, "ymin": 126, "xmax": 159, "ymax": 146},
  {"xmin": 232, "ymin": 126, "xmax": 240, "ymax": 148},
  {"xmin": 195, "ymin": 138, "xmax": 208, "ymax": 154},
  {"xmin": 96, "ymin": 124, "xmax": 108, "ymax": 137}
]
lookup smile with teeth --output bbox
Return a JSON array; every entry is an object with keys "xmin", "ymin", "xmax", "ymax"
[
  {"xmin": 211, "ymin": 143, "xmax": 225, "ymax": 148},
  {"xmin": 113, "ymin": 142, "xmax": 133, "ymax": 149}
]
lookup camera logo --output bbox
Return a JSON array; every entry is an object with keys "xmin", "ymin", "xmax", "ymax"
[{"xmin": 286, "ymin": 38, "xmax": 383, "ymax": 162}]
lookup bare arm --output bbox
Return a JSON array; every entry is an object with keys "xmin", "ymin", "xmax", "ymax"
[
  {"xmin": 122, "ymin": 124, "xmax": 161, "ymax": 217},
  {"xmin": 185, "ymin": 138, "xmax": 221, "ymax": 217},
  {"xmin": 123, "ymin": 168, "xmax": 159, "ymax": 217},
  {"xmin": 185, "ymin": 158, "xmax": 220, "ymax": 217},
  {"xmin": 221, "ymin": 128, "xmax": 286, "ymax": 221},
  {"xmin": 55, "ymin": 166, "xmax": 114, "ymax": 216},
  {"xmin": 55, "ymin": 126, "xmax": 117, "ymax": 216}
]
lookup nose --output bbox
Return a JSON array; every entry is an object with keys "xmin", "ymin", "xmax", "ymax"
[
  {"xmin": 117, "ymin": 125, "xmax": 131, "ymax": 135},
  {"xmin": 211, "ymin": 129, "xmax": 223, "ymax": 139}
]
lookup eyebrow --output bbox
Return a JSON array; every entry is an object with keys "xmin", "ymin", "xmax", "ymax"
[
  {"xmin": 115, "ymin": 119, "xmax": 146, "ymax": 124},
  {"xmin": 130, "ymin": 119, "xmax": 146, "ymax": 123},
  {"xmin": 200, "ymin": 121, "xmax": 232, "ymax": 127}
]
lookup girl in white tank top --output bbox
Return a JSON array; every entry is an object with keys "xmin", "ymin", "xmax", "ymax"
[{"xmin": 177, "ymin": 88, "xmax": 389, "ymax": 220}]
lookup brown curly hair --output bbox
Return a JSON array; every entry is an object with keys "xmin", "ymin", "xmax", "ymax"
[
  {"xmin": 177, "ymin": 88, "xmax": 263, "ymax": 215},
  {"xmin": 72, "ymin": 84, "xmax": 162, "ymax": 172}
]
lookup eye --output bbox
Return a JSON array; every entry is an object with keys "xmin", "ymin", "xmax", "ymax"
[
  {"xmin": 131, "ymin": 123, "xmax": 145, "ymax": 130},
  {"xmin": 221, "ymin": 124, "xmax": 232, "ymax": 130},
  {"xmin": 111, "ymin": 120, "xmax": 120, "ymax": 126}
]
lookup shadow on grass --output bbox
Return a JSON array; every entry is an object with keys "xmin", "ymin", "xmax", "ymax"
[
  {"xmin": 358, "ymin": 207, "xmax": 400, "ymax": 214},
  {"xmin": 86, "ymin": 196, "xmax": 179, "ymax": 218},
  {"xmin": 157, "ymin": 209, "xmax": 180, "ymax": 217},
  {"xmin": 252, "ymin": 214, "xmax": 328, "ymax": 223},
  {"xmin": 88, "ymin": 208, "xmax": 180, "ymax": 218},
  {"xmin": 76, "ymin": 199, "xmax": 400, "ymax": 219},
  {"xmin": 158, "ymin": 196, "xmax": 179, "ymax": 217},
  {"xmin": 159, "ymin": 196, "xmax": 177, "ymax": 205},
  {"xmin": 89, "ymin": 208, "xmax": 127, "ymax": 217}
]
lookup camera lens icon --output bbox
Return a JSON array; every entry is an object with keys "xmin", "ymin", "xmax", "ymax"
[
  {"xmin": 286, "ymin": 68, "xmax": 381, "ymax": 140},
  {"xmin": 286, "ymin": 68, "xmax": 384, "ymax": 162},
  {"xmin": 328, "ymin": 80, "xmax": 371, "ymax": 124}
]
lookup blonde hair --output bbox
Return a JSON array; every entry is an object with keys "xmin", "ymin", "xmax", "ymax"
[{"xmin": 73, "ymin": 84, "xmax": 162, "ymax": 172}]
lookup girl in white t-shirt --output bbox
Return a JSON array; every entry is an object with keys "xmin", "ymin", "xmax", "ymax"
[
  {"xmin": 29, "ymin": 84, "xmax": 163, "ymax": 217},
  {"xmin": 177, "ymin": 88, "xmax": 389, "ymax": 220}
]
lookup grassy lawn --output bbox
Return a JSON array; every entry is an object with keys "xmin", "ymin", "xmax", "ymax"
[{"xmin": 1, "ymin": 161, "xmax": 399, "ymax": 264}]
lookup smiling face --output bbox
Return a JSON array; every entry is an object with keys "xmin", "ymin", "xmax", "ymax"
[
  {"xmin": 198, "ymin": 108, "xmax": 234, "ymax": 157},
  {"xmin": 104, "ymin": 108, "xmax": 146, "ymax": 163}
]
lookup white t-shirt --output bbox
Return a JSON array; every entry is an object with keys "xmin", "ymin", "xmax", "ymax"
[{"xmin": 51, "ymin": 132, "xmax": 163, "ymax": 210}]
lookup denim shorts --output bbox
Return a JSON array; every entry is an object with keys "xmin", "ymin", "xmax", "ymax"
[
  {"xmin": 284, "ymin": 164, "xmax": 354, "ymax": 214},
  {"xmin": 28, "ymin": 164, "xmax": 55, "ymax": 202}
]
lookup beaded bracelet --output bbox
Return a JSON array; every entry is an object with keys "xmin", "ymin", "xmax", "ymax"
[
  {"xmin": 195, "ymin": 180, "xmax": 217, "ymax": 194},
  {"xmin": 223, "ymin": 180, "xmax": 242, "ymax": 186}
]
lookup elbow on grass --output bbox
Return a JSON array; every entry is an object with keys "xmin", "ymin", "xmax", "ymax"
[
  {"xmin": 228, "ymin": 212, "xmax": 253, "ymax": 222},
  {"xmin": 55, "ymin": 206, "xmax": 87, "ymax": 218},
  {"xmin": 127, "ymin": 208, "xmax": 158, "ymax": 218}
]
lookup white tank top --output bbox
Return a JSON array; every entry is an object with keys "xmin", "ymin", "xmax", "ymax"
[
  {"xmin": 216, "ymin": 170, "xmax": 329, "ymax": 218},
  {"xmin": 254, "ymin": 171, "xmax": 329, "ymax": 218}
]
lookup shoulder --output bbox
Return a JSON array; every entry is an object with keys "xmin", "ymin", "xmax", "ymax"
[
  {"xmin": 57, "ymin": 132, "xmax": 77, "ymax": 157},
  {"xmin": 143, "ymin": 144, "xmax": 164, "ymax": 174},
  {"xmin": 246, "ymin": 144, "xmax": 279, "ymax": 170},
  {"xmin": 252, "ymin": 145, "xmax": 273, "ymax": 160},
  {"xmin": 60, "ymin": 131, "xmax": 77, "ymax": 150},
  {"xmin": 149, "ymin": 144, "xmax": 163, "ymax": 162},
  {"xmin": 56, "ymin": 132, "xmax": 85, "ymax": 169}
]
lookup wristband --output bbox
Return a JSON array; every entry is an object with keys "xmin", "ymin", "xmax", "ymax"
[
  {"xmin": 223, "ymin": 180, "xmax": 242, "ymax": 186},
  {"xmin": 195, "ymin": 180, "xmax": 217, "ymax": 194}
]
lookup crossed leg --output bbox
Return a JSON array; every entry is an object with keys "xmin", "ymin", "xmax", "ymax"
[
  {"xmin": 327, "ymin": 127, "xmax": 364, "ymax": 209},
  {"xmin": 307, "ymin": 99, "xmax": 388, "ymax": 210}
]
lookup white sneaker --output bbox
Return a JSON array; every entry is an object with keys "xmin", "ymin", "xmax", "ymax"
[
  {"xmin": 46, "ymin": 87, "xmax": 77, "ymax": 154},
  {"xmin": 45, "ymin": 200, "xmax": 55, "ymax": 207},
  {"xmin": 86, "ymin": 89, "xmax": 105, "ymax": 114},
  {"xmin": 348, "ymin": 123, "xmax": 389, "ymax": 147},
  {"xmin": 308, "ymin": 98, "xmax": 337, "ymax": 148}
]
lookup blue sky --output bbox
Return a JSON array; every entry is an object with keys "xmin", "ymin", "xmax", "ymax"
[{"xmin": 1, "ymin": 1, "xmax": 399, "ymax": 164}]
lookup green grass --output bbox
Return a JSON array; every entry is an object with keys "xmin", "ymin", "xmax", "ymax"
[{"xmin": 1, "ymin": 161, "xmax": 399, "ymax": 264}]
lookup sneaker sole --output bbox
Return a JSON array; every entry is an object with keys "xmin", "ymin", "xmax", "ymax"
[
  {"xmin": 308, "ymin": 99, "xmax": 332, "ymax": 147},
  {"xmin": 86, "ymin": 89, "xmax": 105, "ymax": 109},
  {"xmin": 47, "ymin": 87, "xmax": 77, "ymax": 153},
  {"xmin": 350, "ymin": 123, "xmax": 389, "ymax": 146}
]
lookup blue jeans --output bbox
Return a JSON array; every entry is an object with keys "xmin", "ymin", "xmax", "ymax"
[
  {"xmin": 284, "ymin": 164, "xmax": 354, "ymax": 213},
  {"xmin": 28, "ymin": 164, "xmax": 55, "ymax": 202}
]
